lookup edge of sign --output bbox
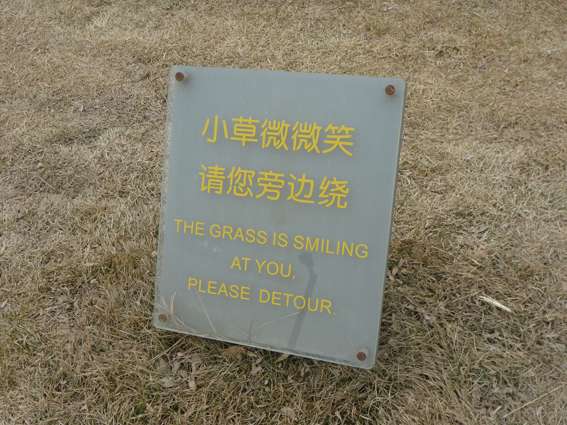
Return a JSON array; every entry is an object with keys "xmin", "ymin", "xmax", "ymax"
[
  {"xmin": 371, "ymin": 77, "xmax": 408, "ymax": 369},
  {"xmin": 169, "ymin": 64, "xmax": 406, "ymax": 86},
  {"xmin": 153, "ymin": 68, "xmax": 178, "ymax": 333},
  {"xmin": 155, "ymin": 321, "xmax": 375, "ymax": 369}
]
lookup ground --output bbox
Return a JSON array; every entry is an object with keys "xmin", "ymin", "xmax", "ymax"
[{"xmin": 1, "ymin": 1, "xmax": 566, "ymax": 424}]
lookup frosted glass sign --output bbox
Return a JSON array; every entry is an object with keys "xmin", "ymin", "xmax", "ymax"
[{"xmin": 154, "ymin": 66, "xmax": 406, "ymax": 368}]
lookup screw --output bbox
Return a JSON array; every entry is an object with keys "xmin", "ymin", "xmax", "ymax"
[
  {"xmin": 158, "ymin": 313, "xmax": 168, "ymax": 322},
  {"xmin": 356, "ymin": 351, "xmax": 367, "ymax": 361},
  {"xmin": 385, "ymin": 84, "xmax": 396, "ymax": 96},
  {"xmin": 175, "ymin": 71, "xmax": 186, "ymax": 82}
]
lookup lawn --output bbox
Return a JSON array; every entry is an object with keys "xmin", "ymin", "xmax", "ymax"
[{"xmin": 1, "ymin": 1, "xmax": 566, "ymax": 423}]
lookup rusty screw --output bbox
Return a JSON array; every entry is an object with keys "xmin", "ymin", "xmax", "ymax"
[
  {"xmin": 385, "ymin": 84, "xmax": 396, "ymax": 96},
  {"xmin": 175, "ymin": 71, "xmax": 186, "ymax": 82},
  {"xmin": 356, "ymin": 351, "xmax": 367, "ymax": 361},
  {"xmin": 158, "ymin": 313, "xmax": 168, "ymax": 322}
]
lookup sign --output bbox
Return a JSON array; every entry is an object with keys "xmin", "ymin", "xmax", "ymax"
[{"xmin": 154, "ymin": 66, "xmax": 406, "ymax": 368}]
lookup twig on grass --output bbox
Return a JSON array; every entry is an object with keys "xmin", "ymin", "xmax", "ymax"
[
  {"xmin": 479, "ymin": 295, "xmax": 513, "ymax": 313},
  {"xmin": 503, "ymin": 384, "xmax": 566, "ymax": 419},
  {"xmin": 150, "ymin": 336, "xmax": 185, "ymax": 363}
]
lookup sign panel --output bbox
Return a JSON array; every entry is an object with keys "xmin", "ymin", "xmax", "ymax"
[{"xmin": 154, "ymin": 66, "xmax": 405, "ymax": 368}]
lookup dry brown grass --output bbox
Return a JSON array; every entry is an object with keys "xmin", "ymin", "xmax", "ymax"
[{"xmin": 1, "ymin": 0, "xmax": 566, "ymax": 424}]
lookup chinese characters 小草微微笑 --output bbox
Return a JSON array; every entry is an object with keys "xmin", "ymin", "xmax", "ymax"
[{"xmin": 201, "ymin": 115, "xmax": 356, "ymax": 158}]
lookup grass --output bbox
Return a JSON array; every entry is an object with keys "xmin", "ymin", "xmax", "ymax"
[{"xmin": 1, "ymin": 0, "xmax": 566, "ymax": 423}]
